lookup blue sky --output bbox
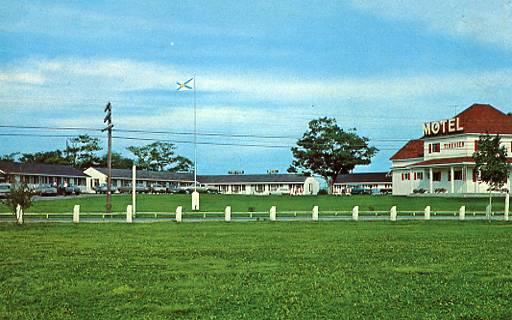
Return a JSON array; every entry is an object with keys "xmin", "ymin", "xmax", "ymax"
[{"xmin": 1, "ymin": 1, "xmax": 512, "ymax": 174}]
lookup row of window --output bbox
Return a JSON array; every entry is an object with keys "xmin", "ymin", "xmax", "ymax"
[{"xmin": 401, "ymin": 170, "xmax": 480, "ymax": 182}]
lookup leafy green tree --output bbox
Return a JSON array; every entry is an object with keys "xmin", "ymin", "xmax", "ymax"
[
  {"xmin": 65, "ymin": 135, "xmax": 102, "ymax": 169},
  {"xmin": 473, "ymin": 134, "xmax": 511, "ymax": 212},
  {"xmin": 289, "ymin": 117, "xmax": 378, "ymax": 194},
  {"xmin": 127, "ymin": 142, "xmax": 192, "ymax": 172},
  {"xmin": 169, "ymin": 156, "xmax": 193, "ymax": 173},
  {"xmin": 19, "ymin": 150, "xmax": 70, "ymax": 165},
  {"xmin": 99, "ymin": 152, "xmax": 134, "ymax": 169},
  {"xmin": 0, "ymin": 152, "xmax": 19, "ymax": 162}
]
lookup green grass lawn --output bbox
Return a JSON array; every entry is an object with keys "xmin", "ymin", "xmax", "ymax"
[
  {"xmin": 1, "ymin": 221, "xmax": 511, "ymax": 319},
  {"xmin": 0, "ymin": 194, "xmax": 505, "ymax": 214}
]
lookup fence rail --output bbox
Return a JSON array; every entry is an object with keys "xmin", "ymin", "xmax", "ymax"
[{"xmin": 1, "ymin": 203, "xmax": 509, "ymax": 224}]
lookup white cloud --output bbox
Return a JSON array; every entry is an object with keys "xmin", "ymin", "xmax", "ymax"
[
  {"xmin": 351, "ymin": 0, "xmax": 512, "ymax": 51},
  {"xmin": 1, "ymin": 57, "xmax": 512, "ymax": 115}
]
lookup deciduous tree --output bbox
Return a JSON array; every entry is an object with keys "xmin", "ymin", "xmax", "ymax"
[{"xmin": 289, "ymin": 117, "xmax": 378, "ymax": 194}]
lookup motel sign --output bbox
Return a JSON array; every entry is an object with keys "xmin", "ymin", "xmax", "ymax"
[{"xmin": 423, "ymin": 117, "xmax": 464, "ymax": 137}]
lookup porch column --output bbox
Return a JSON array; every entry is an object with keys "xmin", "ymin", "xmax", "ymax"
[
  {"xmin": 429, "ymin": 168, "xmax": 433, "ymax": 194},
  {"xmin": 450, "ymin": 166, "xmax": 455, "ymax": 194}
]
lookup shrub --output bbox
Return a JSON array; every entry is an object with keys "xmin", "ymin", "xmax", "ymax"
[
  {"xmin": 318, "ymin": 189, "xmax": 328, "ymax": 195},
  {"xmin": 4, "ymin": 183, "xmax": 32, "ymax": 215},
  {"xmin": 248, "ymin": 207, "xmax": 256, "ymax": 212}
]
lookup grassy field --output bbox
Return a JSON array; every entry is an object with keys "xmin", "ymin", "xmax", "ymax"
[
  {"xmin": 0, "ymin": 194, "xmax": 504, "ymax": 214},
  {"xmin": 1, "ymin": 221, "xmax": 511, "ymax": 319}
]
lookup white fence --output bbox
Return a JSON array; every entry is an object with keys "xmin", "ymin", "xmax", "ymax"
[{"xmin": 0, "ymin": 204, "xmax": 509, "ymax": 224}]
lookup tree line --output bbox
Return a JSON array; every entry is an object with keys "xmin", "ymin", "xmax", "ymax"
[{"xmin": 0, "ymin": 135, "xmax": 193, "ymax": 172}]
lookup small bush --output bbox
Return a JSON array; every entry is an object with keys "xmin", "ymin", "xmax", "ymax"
[
  {"xmin": 5, "ymin": 183, "xmax": 32, "ymax": 215},
  {"xmin": 368, "ymin": 205, "xmax": 375, "ymax": 211},
  {"xmin": 248, "ymin": 207, "xmax": 256, "ymax": 212},
  {"xmin": 318, "ymin": 189, "xmax": 328, "ymax": 195}
]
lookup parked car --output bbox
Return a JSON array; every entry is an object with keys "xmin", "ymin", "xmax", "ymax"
[
  {"xmin": 350, "ymin": 187, "xmax": 371, "ymax": 195},
  {"xmin": 57, "ymin": 184, "xmax": 82, "ymax": 196},
  {"xmin": 177, "ymin": 184, "xmax": 218, "ymax": 194},
  {"xmin": 0, "ymin": 183, "xmax": 11, "ymax": 199},
  {"xmin": 35, "ymin": 184, "xmax": 58, "ymax": 196},
  {"xmin": 94, "ymin": 184, "xmax": 118, "ymax": 194},
  {"xmin": 118, "ymin": 184, "xmax": 149, "ymax": 194},
  {"xmin": 150, "ymin": 184, "xmax": 167, "ymax": 194}
]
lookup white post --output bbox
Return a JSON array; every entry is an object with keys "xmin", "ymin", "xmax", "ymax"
[
  {"xmin": 126, "ymin": 205, "xmax": 133, "ymax": 223},
  {"xmin": 132, "ymin": 165, "xmax": 136, "ymax": 218},
  {"xmin": 73, "ymin": 205, "xmax": 80, "ymax": 223},
  {"xmin": 429, "ymin": 168, "xmax": 433, "ymax": 194},
  {"xmin": 176, "ymin": 206, "xmax": 183, "ymax": 223},
  {"xmin": 270, "ymin": 206, "xmax": 276, "ymax": 221},
  {"xmin": 352, "ymin": 206, "xmax": 359, "ymax": 221},
  {"xmin": 459, "ymin": 206, "xmax": 465, "ymax": 221},
  {"xmin": 15, "ymin": 204, "xmax": 23, "ymax": 225},
  {"xmin": 225, "ymin": 206, "xmax": 231, "ymax": 222},
  {"xmin": 390, "ymin": 206, "xmax": 397, "ymax": 222},
  {"xmin": 192, "ymin": 191, "xmax": 200, "ymax": 211},
  {"xmin": 424, "ymin": 206, "xmax": 431, "ymax": 220},
  {"xmin": 450, "ymin": 166, "xmax": 455, "ymax": 194},
  {"xmin": 505, "ymin": 192, "xmax": 510, "ymax": 221},
  {"xmin": 312, "ymin": 206, "xmax": 319, "ymax": 221}
]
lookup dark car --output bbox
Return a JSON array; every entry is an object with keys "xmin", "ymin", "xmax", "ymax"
[
  {"xmin": 350, "ymin": 187, "xmax": 371, "ymax": 195},
  {"xmin": 118, "ymin": 184, "xmax": 149, "ymax": 194},
  {"xmin": 57, "ymin": 184, "xmax": 82, "ymax": 196},
  {"xmin": 94, "ymin": 184, "xmax": 118, "ymax": 194},
  {"xmin": 35, "ymin": 184, "xmax": 58, "ymax": 196},
  {"xmin": 0, "ymin": 183, "xmax": 11, "ymax": 199}
]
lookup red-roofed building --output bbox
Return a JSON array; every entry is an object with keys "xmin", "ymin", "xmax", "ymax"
[{"xmin": 390, "ymin": 103, "xmax": 512, "ymax": 195}]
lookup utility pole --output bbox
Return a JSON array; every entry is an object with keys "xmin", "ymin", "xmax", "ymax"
[{"xmin": 102, "ymin": 102, "xmax": 113, "ymax": 214}]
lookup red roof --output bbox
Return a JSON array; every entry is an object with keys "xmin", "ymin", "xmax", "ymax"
[
  {"xmin": 390, "ymin": 139, "xmax": 424, "ymax": 160},
  {"xmin": 455, "ymin": 103, "xmax": 512, "ymax": 135}
]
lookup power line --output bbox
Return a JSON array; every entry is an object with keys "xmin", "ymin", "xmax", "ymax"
[{"xmin": 0, "ymin": 124, "xmax": 413, "ymax": 142}]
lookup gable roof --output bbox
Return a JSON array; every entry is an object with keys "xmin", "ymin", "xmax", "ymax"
[
  {"xmin": 390, "ymin": 139, "xmax": 424, "ymax": 160},
  {"xmin": 0, "ymin": 161, "xmax": 88, "ymax": 177},
  {"xmin": 455, "ymin": 103, "xmax": 512, "ymax": 135},
  {"xmin": 92, "ymin": 167, "xmax": 195, "ymax": 181},
  {"xmin": 334, "ymin": 172, "xmax": 391, "ymax": 184},
  {"xmin": 198, "ymin": 174, "xmax": 309, "ymax": 184}
]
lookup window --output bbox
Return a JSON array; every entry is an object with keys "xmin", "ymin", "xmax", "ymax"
[
  {"xmin": 431, "ymin": 143, "xmax": 440, "ymax": 153},
  {"xmin": 454, "ymin": 170, "xmax": 463, "ymax": 181},
  {"xmin": 255, "ymin": 185, "xmax": 265, "ymax": 193},
  {"xmin": 433, "ymin": 171, "xmax": 441, "ymax": 181},
  {"xmin": 416, "ymin": 172, "xmax": 424, "ymax": 180},
  {"xmin": 270, "ymin": 184, "xmax": 278, "ymax": 191}
]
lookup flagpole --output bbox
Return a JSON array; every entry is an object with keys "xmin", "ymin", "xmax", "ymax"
[{"xmin": 193, "ymin": 74, "xmax": 197, "ymax": 192}]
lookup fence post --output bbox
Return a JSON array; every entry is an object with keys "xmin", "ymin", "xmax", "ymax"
[
  {"xmin": 424, "ymin": 206, "xmax": 431, "ymax": 220},
  {"xmin": 73, "ymin": 205, "xmax": 80, "ymax": 223},
  {"xmin": 505, "ymin": 192, "xmax": 510, "ymax": 221},
  {"xmin": 352, "ymin": 206, "xmax": 359, "ymax": 221},
  {"xmin": 270, "ymin": 206, "xmax": 276, "ymax": 221},
  {"xmin": 225, "ymin": 206, "xmax": 231, "ymax": 222},
  {"xmin": 126, "ymin": 205, "xmax": 133, "ymax": 223},
  {"xmin": 390, "ymin": 206, "xmax": 397, "ymax": 222},
  {"xmin": 176, "ymin": 206, "xmax": 183, "ymax": 223},
  {"xmin": 312, "ymin": 206, "xmax": 319, "ymax": 221},
  {"xmin": 16, "ymin": 204, "xmax": 23, "ymax": 225},
  {"xmin": 459, "ymin": 206, "xmax": 465, "ymax": 221}
]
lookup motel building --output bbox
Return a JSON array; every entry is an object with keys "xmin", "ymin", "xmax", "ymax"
[
  {"xmin": 198, "ymin": 174, "xmax": 320, "ymax": 195},
  {"xmin": 84, "ymin": 167, "xmax": 320, "ymax": 195},
  {"xmin": 391, "ymin": 103, "xmax": 512, "ymax": 196},
  {"xmin": 0, "ymin": 161, "xmax": 88, "ymax": 189},
  {"xmin": 333, "ymin": 172, "xmax": 392, "ymax": 194},
  {"xmin": 84, "ymin": 167, "xmax": 195, "ymax": 192}
]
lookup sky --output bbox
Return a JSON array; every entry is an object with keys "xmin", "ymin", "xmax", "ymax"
[{"xmin": 1, "ymin": 0, "xmax": 512, "ymax": 174}]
